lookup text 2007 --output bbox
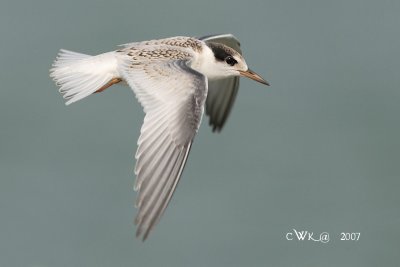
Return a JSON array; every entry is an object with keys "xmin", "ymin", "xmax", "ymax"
[{"xmin": 340, "ymin": 232, "xmax": 360, "ymax": 241}]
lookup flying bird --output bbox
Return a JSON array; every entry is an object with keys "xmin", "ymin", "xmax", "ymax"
[{"xmin": 50, "ymin": 34, "xmax": 269, "ymax": 240}]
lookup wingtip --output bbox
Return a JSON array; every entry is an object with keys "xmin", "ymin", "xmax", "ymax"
[
  {"xmin": 212, "ymin": 125, "xmax": 222, "ymax": 133},
  {"xmin": 135, "ymin": 223, "xmax": 150, "ymax": 242}
]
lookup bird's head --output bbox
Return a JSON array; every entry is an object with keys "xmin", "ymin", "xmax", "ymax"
[{"xmin": 206, "ymin": 42, "xmax": 269, "ymax": 85}]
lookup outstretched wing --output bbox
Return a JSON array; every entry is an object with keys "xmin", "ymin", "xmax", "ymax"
[
  {"xmin": 199, "ymin": 34, "xmax": 242, "ymax": 132},
  {"xmin": 119, "ymin": 58, "xmax": 207, "ymax": 240}
]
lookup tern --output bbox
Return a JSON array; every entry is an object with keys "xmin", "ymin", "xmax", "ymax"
[{"xmin": 50, "ymin": 34, "xmax": 269, "ymax": 240}]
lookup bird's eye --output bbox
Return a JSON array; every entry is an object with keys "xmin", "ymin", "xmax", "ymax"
[{"xmin": 225, "ymin": 56, "xmax": 237, "ymax": 66}]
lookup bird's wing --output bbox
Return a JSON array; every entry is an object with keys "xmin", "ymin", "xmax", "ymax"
[
  {"xmin": 199, "ymin": 34, "xmax": 242, "ymax": 132},
  {"xmin": 119, "ymin": 57, "xmax": 207, "ymax": 240}
]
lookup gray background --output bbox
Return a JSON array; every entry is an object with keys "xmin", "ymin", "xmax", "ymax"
[{"xmin": 1, "ymin": 0, "xmax": 399, "ymax": 266}]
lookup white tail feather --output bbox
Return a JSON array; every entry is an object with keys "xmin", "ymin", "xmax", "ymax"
[{"xmin": 50, "ymin": 49, "xmax": 119, "ymax": 105}]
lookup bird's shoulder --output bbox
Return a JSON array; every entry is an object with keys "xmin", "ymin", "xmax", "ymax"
[{"xmin": 116, "ymin": 36, "xmax": 204, "ymax": 62}]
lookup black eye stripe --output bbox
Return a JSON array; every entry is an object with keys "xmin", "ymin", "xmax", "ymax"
[
  {"xmin": 225, "ymin": 56, "xmax": 237, "ymax": 66},
  {"xmin": 208, "ymin": 42, "xmax": 235, "ymax": 61},
  {"xmin": 207, "ymin": 42, "xmax": 238, "ymax": 66}
]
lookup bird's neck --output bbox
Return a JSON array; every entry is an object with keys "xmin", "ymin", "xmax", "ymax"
[{"xmin": 190, "ymin": 44, "xmax": 226, "ymax": 81}]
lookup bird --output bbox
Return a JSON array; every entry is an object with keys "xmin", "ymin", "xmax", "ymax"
[{"xmin": 50, "ymin": 34, "xmax": 269, "ymax": 241}]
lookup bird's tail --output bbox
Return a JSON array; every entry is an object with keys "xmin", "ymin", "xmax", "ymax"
[{"xmin": 50, "ymin": 49, "xmax": 120, "ymax": 105}]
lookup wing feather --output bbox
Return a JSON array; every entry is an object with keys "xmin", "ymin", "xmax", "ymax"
[
  {"xmin": 140, "ymin": 144, "xmax": 192, "ymax": 240},
  {"xmin": 118, "ymin": 54, "xmax": 207, "ymax": 240}
]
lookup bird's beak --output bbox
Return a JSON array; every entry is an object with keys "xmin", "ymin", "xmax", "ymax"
[{"xmin": 239, "ymin": 69, "xmax": 270, "ymax": 86}]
